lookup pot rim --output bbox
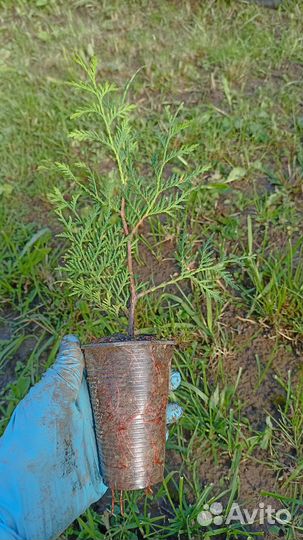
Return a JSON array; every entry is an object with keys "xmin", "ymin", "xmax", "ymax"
[{"xmin": 82, "ymin": 339, "xmax": 175, "ymax": 350}]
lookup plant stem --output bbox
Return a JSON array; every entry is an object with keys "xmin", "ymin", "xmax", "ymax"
[
  {"xmin": 137, "ymin": 268, "xmax": 201, "ymax": 300},
  {"xmin": 121, "ymin": 197, "xmax": 138, "ymax": 338}
]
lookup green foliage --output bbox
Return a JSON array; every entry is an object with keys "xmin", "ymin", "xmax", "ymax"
[
  {"xmin": 50, "ymin": 56, "xmax": 230, "ymax": 331},
  {"xmin": 51, "ymin": 187, "xmax": 130, "ymax": 319},
  {"xmin": 243, "ymin": 217, "xmax": 303, "ymax": 336},
  {"xmin": 0, "ymin": 207, "xmax": 52, "ymax": 312}
]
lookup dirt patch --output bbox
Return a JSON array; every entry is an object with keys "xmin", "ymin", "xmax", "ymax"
[
  {"xmin": 135, "ymin": 232, "xmax": 178, "ymax": 289},
  {"xmin": 220, "ymin": 312, "xmax": 301, "ymax": 429},
  {"xmin": 186, "ymin": 308, "xmax": 302, "ymax": 537},
  {"xmin": 197, "ymin": 450, "xmax": 278, "ymax": 505},
  {"xmin": 199, "ymin": 453, "xmax": 232, "ymax": 492},
  {"xmin": 238, "ymin": 451, "xmax": 278, "ymax": 507}
]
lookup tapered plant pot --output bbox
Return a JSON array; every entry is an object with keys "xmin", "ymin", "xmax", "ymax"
[{"xmin": 83, "ymin": 339, "xmax": 174, "ymax": 491}]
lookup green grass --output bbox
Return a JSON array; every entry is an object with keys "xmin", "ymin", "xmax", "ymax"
[
  {"xmin": 1, "ymin": 0, "xmax": 303, "ymax": 538},
  {"xmin": 242, "ymin": 218, "xmax": 303, "ymax": 336}
]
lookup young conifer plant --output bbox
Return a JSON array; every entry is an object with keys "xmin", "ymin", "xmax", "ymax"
[{"xmin": 50, "ymin": 56, "xmax": 232, "ymax": 338}]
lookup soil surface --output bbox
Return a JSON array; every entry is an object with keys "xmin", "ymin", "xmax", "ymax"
[{"xmin": 86, "ymin": 334, "xmax": 161, "ymax": 344}]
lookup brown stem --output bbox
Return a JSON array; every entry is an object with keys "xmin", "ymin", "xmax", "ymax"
[
  {"xmin": 131, "ymin": 214, "xmax": 146, "ymax": 238},
  {"xmin": 121, "ymin": 197, "xmax": 138, "ymax": 338},
  {"xmin": 120, "ymin": 490, "xmax": 125, "ymax": 516},
  {"xmin": 111, "ymin": 487, "xmax": 115, "ymax": 514}
]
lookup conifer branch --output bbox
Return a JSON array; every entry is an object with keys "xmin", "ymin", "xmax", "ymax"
[{"xmin": 51, "ymin": 57, "xmax": 234, "ymax": 337}]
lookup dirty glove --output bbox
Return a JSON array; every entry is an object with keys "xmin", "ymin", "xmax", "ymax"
[{"xmin": 0, "ymin": 335, "xmax": 182, "ymax": 540}]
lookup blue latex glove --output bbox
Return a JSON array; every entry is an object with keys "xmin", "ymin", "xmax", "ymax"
[{"xmin": 0, "ymin": 335, "xmax": 182, "ymax": 540}]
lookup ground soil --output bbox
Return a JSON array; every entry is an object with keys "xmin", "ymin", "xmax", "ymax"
[
  {"xmin": 221, "ymin": 309, "xmax": 301, "ymax": 426},
  {"xmin": 195, "ymin": 308, "xmax": 302, "ymax": 538}
]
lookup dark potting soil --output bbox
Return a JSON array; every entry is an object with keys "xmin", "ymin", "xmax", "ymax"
[{"xmin": 91, "ymin": 334, "xmax": 160, "ymax": 344}]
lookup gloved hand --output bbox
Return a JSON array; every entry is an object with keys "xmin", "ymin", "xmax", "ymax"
[{"xmin": 0, "ymin": 335, "xmax": 182, "ymax": 540}]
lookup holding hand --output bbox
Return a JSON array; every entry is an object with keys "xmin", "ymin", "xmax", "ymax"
[{"xmin": 0, "ymin": 335, "xmax": 182, "ymax": 540}]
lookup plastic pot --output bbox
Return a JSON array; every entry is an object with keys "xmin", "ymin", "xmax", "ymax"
[{"xmin": 83, "ymin": 340, "xmax": 174, "ymax": 491}]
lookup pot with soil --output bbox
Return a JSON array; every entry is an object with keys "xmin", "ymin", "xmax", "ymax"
[
  {"xmin": 83, "ymin": 337, "xmax": 174, "ymax": 491},
  {"xmin": 51, "ymin": 56, "xmax": 232, "ymax": 501}
]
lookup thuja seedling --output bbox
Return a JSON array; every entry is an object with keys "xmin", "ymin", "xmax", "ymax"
[
  {"xmin": 49, "ymin": 56, "xmax": 236, "ymax": 504},
  {"xmin": 50, "ymin": 56, "xmax": 232, "ymax": 338}
]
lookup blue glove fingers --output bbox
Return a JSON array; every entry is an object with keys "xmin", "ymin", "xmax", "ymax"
[
  {"xmin": 170, "ymin": 370, "xmax": 181, "ymax": 391},
  {"xmin": 166, "ymin": 371, "xmax": 182, "ymax": 439},
  {"xmin": 0, "ymin": 522, "xmax": 22, "ymax": 540},
  {"xmin": 49, "ymin": 335, "xmax": 84, "ymax": 395},
  {"xmin": 166, "ymin": 403, "xmax": 183, "ymax": 425}
]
